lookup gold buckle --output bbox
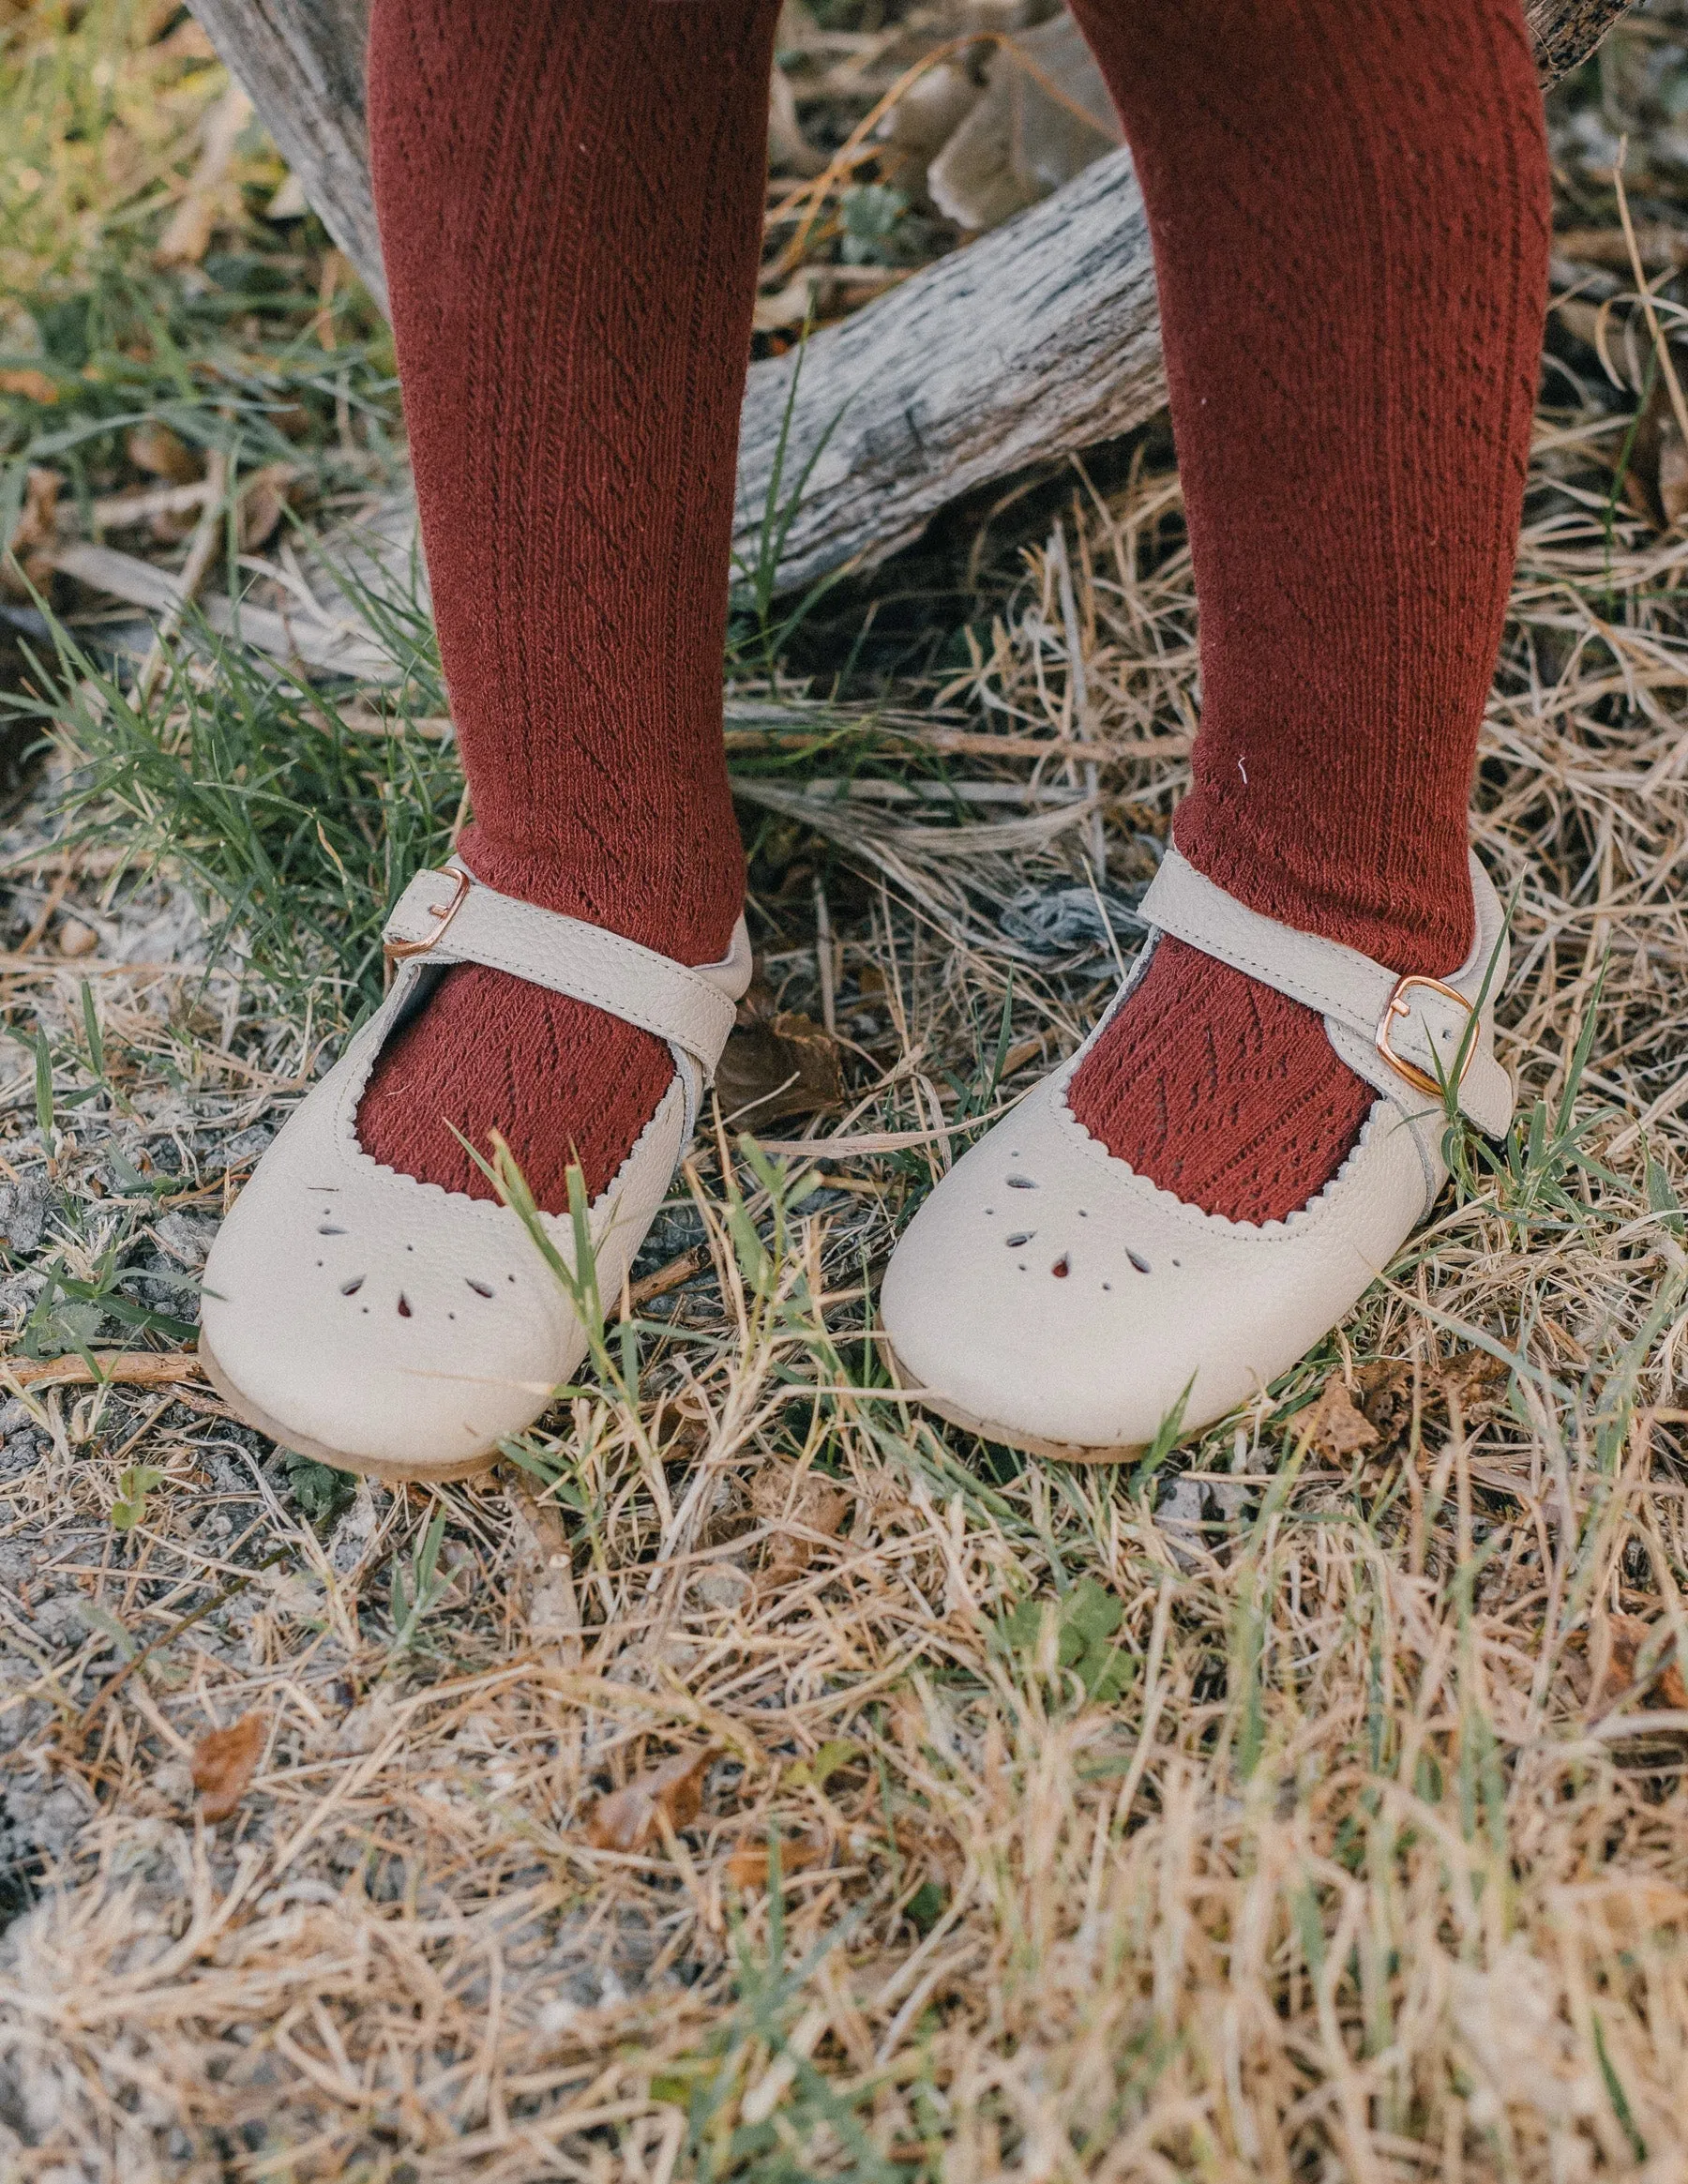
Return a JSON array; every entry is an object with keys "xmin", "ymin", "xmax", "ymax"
[
  {"xmin": 384, "ymin": 866, "xmax": 472, "ymax": 970},
  {"xmin": 1374, "ymin": 973, "xmax": 1475, "ymax": 1100}
]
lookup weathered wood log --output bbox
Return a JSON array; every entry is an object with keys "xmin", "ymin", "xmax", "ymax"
[
  {"xmin": 188, "ymin": 0, "xmax": 382, "ymax": 309},
  {"xmin": 1526, "ymin": 0, "xmax": 1635, "ymax": 83},
  {"xmin": 190, "ymin": 0, "xmax": 1631, "ymax": 593},
  {"xmin": 745, "ymin": 144, "xmax": 1161, "ymax": 590}
]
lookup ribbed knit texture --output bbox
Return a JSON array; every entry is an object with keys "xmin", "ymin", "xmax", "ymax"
[
  {"xmin": 359, "ymin": 0, "xmax": 1546, "ymax": 1228},
  {"xmin": 359, "ymin": 0, "xmax": 778, "ymax": 1208},
  {"xmin": 1064, "ymin": 0, "xmax": 1548, "ymax": 1222}
]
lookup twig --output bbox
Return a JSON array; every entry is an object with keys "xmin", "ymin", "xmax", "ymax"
[
  {"xmin": 1584, "ymin": 1625, "xmax": 1686, "ymax": 1738},
  {"xmin": 0, "ymin": 847, "xmax": 130, "ymax": 881},
  {"xmin": 0, "ymin": 1350, "xmax": 206, "ymax": 1394},
  {"xmin": 757, "ymin": 1104, "xmax": 1010, "ymax": 1156},
  {"xmin": 90, "ymin": 480, "xmax": 217, "ymax": 530},
  {"xmin": 721, "ymin": 724, "xmax": 1112, "ymax": 760},
  {"xmin": 813, "ymin": 874, "xmax": 837, "ymax": 1037},
  {"xmin": 156, "ymin": 82, "xmax": 253, "ymax": 267},
  {"xmin": 134, "ymin": 448, "xmax": 229, "ymax": 704},
  {"xmin": 1049, "ymin": 519, "xmax": 1105, "ymax": 876},
  {"xmin": 625, "ymin": 1247, "xmax": 711, "ymax": 1312},
  {"xmin": 75, "ymin": 1544, "xmax": 293, "ymax": 1733},
  {"xmin": 335, "ymin": 709, "xmax": 455, "ymax": 740},
  {"xmin": 15, "ymin": 868, "xmax": 74, "ymax": 956},
  {"xmin": 1614, "ymin": 143, "xmax": 1688, "ymax": 458}
]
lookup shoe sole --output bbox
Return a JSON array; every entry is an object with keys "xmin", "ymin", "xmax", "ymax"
[
  {"xmin": 197, "ymin": 1329, "xmax": 501, "ymax": 1487},
  {"xmin": 882, "ymin": 1338, "xmax": 1145, "ymax": 1467},
  {"xmin": 203, "ymin": 1329, "xmax": 1144, "ymax": 1484}
]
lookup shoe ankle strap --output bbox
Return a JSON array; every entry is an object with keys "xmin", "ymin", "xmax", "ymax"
[
  {"xmin": 381, "ymin": 863, "xmax": 744, "ymax": 1128},
  {"xmin": 1137, "ymin": 848, "xmax": 1514, "ymax": 1136}
]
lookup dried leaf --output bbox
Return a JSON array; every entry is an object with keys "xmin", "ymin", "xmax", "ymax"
[
  {"xmin": 752, "ymin": 1464, "xmax": 851, "ymax": 1585},
  {"xmin": 1349, "ymin": 1350, "xmax": 1508, "ymax": 1459},
  {"xmin": 880, "ymin": 60, "xmax": 981, "ymax": 163},
  {"xmin": 1620, "ymin": 362, "xmax": 1688, "ymax": 531},
  {"xmin": 0, "ymin": 369, "xmax": 56, "ymax": 405},
  {"xmin": 1556, "ymin": 223, "xmax": 1688, "ymax": 274},
  {"xmin": 1353, "ymin": 1358, "xmax": 1417, "ymax": 1448},
  {"xmin": 1660, "ymin": 424, "xmax": 1688, "ymax": 530},
  {"xmin": 1603, "ymin": 1614, "xmax": 1688, "ymax": 1710},
  {"xmin": 1551, "ymin": 1877, "xmax": 1688, "ymax": 1941},
  {"xmin": 586, "ymin": 1743, "xmax": 717, "ymax": 1853},
  {"xmin": 716, "ymin": 1010, "xmax": 843, "ymax": 1125},
  {"xmin": 927, "ymin": 14, "xmax": 1120, "ymax": 233},
  {"xmin": 127, "ymin": 425, "xmax": 202, "ymax": 485},
  {"xmin": 769, "ymin": 62, "xmax": 825, "ymax": 178},
  {"xmin": 238, "ymin": 463, "xmax": 295, "ymax": 552},
  {"xmin": 692, "ymin": 1561, "xmax": 752, "ymax": 1614},
  {"xmin": 1, "ymin": 466, "xmax": 61, "ymax": 598},
  {"xmin": 191, "ymin": 1712, "xmax": 267, "ymax": 1822},
  {"xmin": 505, "ymin": 1474, "xmax": 583, "ymax": 1667},
  {"xmin": 156, "ymin": 82, "xmax": 253, "ymax": 267},
  {"xmin": 724, "ymin": 1833, "xmax": 827, "ymax": 1890},
  {"xmin": 1305, "ymin": 1377, "xmax": 1381, "ymax": 1462},
  {"xmin": 1437, "ymin": 1348, "xmax": 1511, "ymax": 1423},
  {"xmin": 266, "ymin": 172, "xmax": 309, "ymax": 221},
  {"xmin": 784, "ymin": 1739, "xmax": 863, "ymax": 1792},
  {"xmin": 754, "ymin": 269, "xmax": 821, "ymax": 335}
]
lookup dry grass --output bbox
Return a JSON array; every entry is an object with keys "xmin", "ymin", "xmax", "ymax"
[
  {"xmin": 0, "ymin": 404, "xmax": 1683, "ymax": 2180},
  {"xmin": 5, "ymin": 7, "xmax": 1688, "ymax": 2181}
]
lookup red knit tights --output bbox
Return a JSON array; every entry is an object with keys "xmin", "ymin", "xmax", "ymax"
[
  {"xmin": 359, "ymin": 0, "xmax": 778, "ymax": 1207},
  {"xmin": 1063, "ymin": 0, "xmax": 1547, "ymax": 1220},
  {"xmin": 359, "ymin": 0, "xmax": 1546, "ymax": 1225}
]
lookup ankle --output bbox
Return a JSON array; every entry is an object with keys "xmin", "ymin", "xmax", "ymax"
[
  {"xmin": 1170, "ymin": 815, "xmax": 1475, "ymax": 981},
  {"xmin": 454, "ymin": 824, "xmax": 744, "ymax": 967}
]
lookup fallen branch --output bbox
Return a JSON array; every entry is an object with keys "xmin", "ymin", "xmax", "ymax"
[{"xmin": 46, "ymin": 541, "xmax": 399, "ymax": 683}]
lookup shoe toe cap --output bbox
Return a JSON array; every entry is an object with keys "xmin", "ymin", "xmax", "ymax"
[
  {"xmin": 200, "ymin": 1148, "xmax": 578, "ymax": 1472},
  {"xmin": 881, "ymin": 1078, "xmax": 1428, "ymax": 1453}
]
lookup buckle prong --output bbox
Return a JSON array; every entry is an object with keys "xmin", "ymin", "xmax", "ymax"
[
  {"xmin": 1375, "ymin": 973, "xmax": 1476, "ymax": 1100},
  {"xmin": 384, "ymin": 866, "xmax": 473, "ymax": 971}
]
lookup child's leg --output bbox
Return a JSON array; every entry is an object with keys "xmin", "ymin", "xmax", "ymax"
[
  {"xmin": 1064, "ymin": 0, "xmax": 1548, "ymax": 1221},
  {"xmin": 359, "ymin": 0, "xmax": 779, "ymax": 1207}
]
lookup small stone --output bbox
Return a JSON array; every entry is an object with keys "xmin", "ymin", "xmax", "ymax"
[
  {"xmin": 327, "ymin": 1480, "xmax": 380, "ymax": 1577},
  {"xmin": 55, "ymin": 916, "xmax": 98, "ymax": 957},
  {"xmin": 152, "ymin": 1757, "xmax": 194, "ymax": 1803},
  {"xmin": 334, "ymin": 1685, "xmax": 402, "ymax": 1755},
  {"xmin": 692, "ymin": 1563, "xmax": 752, "ymax": 1613},
  {"xmin": 153, "ymin": 1211, "xmax": 219, "ymax": 1269},
  {"xmin": 0, "ymin": 1177, "xmax": 52, "ymax": 1255},
  {"xmin": 0, "ymin": 1398, "xmax": 33, "ymax": 1436},
  {"xmin": 203, "ymin": 1124, "xmax": 275, "ymax": 1176},
  {"xmin": 128, "ymin": 1255, "xmax": 198, "ymax": 1313},
  {"xmin": 1154, "ymin": 1474, "xmax": 1207, "ymax": 1574},
  {"xmin": 0, "ymin": 1271, "xmax": 45, "ymax": 1325}
]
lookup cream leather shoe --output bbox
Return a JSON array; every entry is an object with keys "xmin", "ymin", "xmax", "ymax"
[
  {"xmin": 199, "ymin": 861, "xmax": 750, "ymax": 1483},
  {"xmin": 881, "ymin": 849, "xmax": 1513, "ymax": 1462}
]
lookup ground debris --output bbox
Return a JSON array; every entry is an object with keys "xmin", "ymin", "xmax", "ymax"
[
  {"xmin": 1303, "ymin": 1375, "xmax": 1381, "ymax": 1461},
  {"xmin": 2, "ymin": 11, "xmax": 1688, "ymax": 2173},
  {"xmin": 1593, "ymin": 1611, "xmax": 1688, "ymax": 1712},
  {"xmin": 716, "ymin": 1002, "xmax": 844, "ymax": 1126},
  {"xmin": 1348, "ymin": 1347, "xmax": 1513, "ymax": 1457},
  {"xmin": 190, "ymin": 1713, "xmax": 267, "ymax": 1823},
  {"xmin": 585, "ymin": 1745, "xmax": 718, "ymax": 1854}
]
